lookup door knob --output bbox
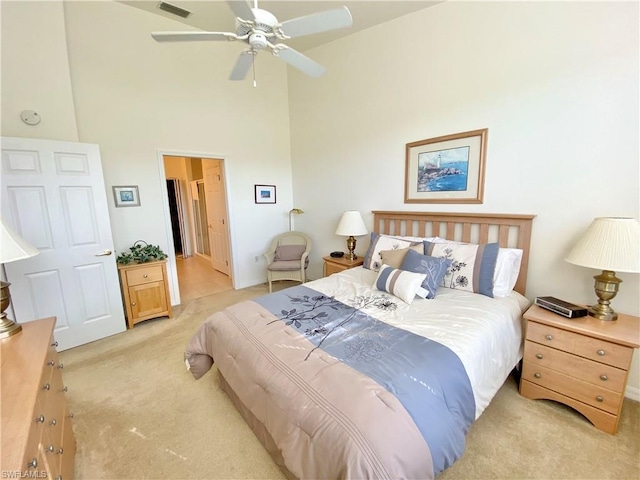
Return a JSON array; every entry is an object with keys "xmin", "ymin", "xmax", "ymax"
[{"xmin": 95, "ymin": 249, "xmax": 113, "ymax": 256}]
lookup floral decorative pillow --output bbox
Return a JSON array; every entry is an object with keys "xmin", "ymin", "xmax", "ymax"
[
  {"xmin": 363, "ymin": 233, "xmax": 421, "ymax": 272},
  {"xmin": 424, "ymin": 241, "xmax": 499, "ymax": 297},
  {"xmin": 399, "ymin": 249, "xmax": 452, "ymax": 299},
  {"xmin": 373, "ymin": 264, "xmax": 427, "ymax": 304}
]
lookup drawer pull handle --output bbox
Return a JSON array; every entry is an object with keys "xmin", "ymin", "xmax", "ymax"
[
  {"xmin": 600, "ymin": 374, "xmax": 608, "ymax": 381},
  {"xmin": 35, "ymin": 415, "xmax": 45, "ymax": 423},
  {"xmin": 143, "ymin": 274, "xmax": 148, "ymax": 278},
  {"xmin": 43, "ymin": 383, "xmax": 50, "ymax": 391},
  {"xmin": 596, "ymin": 395, "xmax": 604, "ymax": 402},
  {"xmin": 534, "ymin": 373, "xmax": 541, "ymax": 379},
  {"xmin": 51, "ymin": 341, "xmax": 58, "ymax": 347},
  {"xmin": 535, "ymin": 353, "xmax": 543, "ymax": 359},
  {"xmin": 597, "ymin": 349, "xmax": 605, "ymax": 356},
  {"xmin": 50, "ymin": 419, "xmax": 57, "ymax": 426},
  {"xmin": 27, "ymin": 458, "xmax": 38, "ymax": 469},
  {"xmin": 58, "ymin": 363, "xmax": 64, "ymax": 369},
  {"xmin": 46, "ymin": 444, "xmax": 54, "ymax": 453},
  {"xmin": 545, "ymin": 335, "xmax": 553, "ymax": 341}
]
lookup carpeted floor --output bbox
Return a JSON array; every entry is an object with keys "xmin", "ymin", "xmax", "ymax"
[{"xmin": 60, "ymin": 284, "xmax": 640, "ymax": 480}]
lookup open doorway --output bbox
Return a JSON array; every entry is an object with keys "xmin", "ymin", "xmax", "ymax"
[{"xmin": 163, "ymin": 155, "xmax": 233, "ymax": 303}]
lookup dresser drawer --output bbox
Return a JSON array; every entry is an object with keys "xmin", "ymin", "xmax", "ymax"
[
  {"xmin": 125, "ymin": 264, "xmax": 164, "ymax": 286},
  {"xmin": 526, "ymin": 321, "xmax": 633, "ymax": 369},
  {"xmin": 522, "ymin": 361, "xmax": 622, "ymax": 414},
  {"xmin": 523, "ymin": 341, "xmax": 627, "ymax": 393}
]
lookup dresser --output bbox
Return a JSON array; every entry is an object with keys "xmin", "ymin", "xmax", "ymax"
[
  {"xmin": 1, "ymin": 317, "xmax": 76, "ymax": 478},
  {"xmin": 520, "ymin": 305, "xmax": 640, "ymax": 434},
  {"xmin": 118, "ymin": 260, "xmax": 172, "ymax": 329},
  {"xmin": 323, "ymin": 255, "xmax": 364, "ymax": 277}
]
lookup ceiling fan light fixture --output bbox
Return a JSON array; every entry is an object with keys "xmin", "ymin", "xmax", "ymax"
[
  {"xmin": 158, "ymin": 1, "xmax": 192, "ymax": 19},
  {"xmin": 249, "ymin": 32, "xmax": 268, "ymax": 50}
]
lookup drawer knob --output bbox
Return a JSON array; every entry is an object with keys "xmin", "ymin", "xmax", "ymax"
[
  {"xmin": 597, "ymin": 349, "xmax": 605, "ymax": 356},
  {"xmin": 56, "ymin": 476, "xmax": 63, "ymax": 480},
  {"xmin": 27, "ymin": 458, "xmax": 38, "ymax": 469},
  {"xmin": 143, "ymin": 274, "xmax": 148, "ymax": 278},
  {"xmin": 43, "ymin": 383, "xmax": 50, "ymax": 391},
  {"xmin": 51, "ymin": 341, "xmax": 58, "ymax": 347},
  {"xmin": 600, "ymin": 374, "xmax": 608, "ymax": 381},
  {"xmin": 46, "ymin": 444, "xmax": 54, "ymax": 453},
  {"xmin": 545, "ymin": 334, "xmax": 553, "ymax": 341},
  {"xmin": 35, "ymin": 415, "xmax": 45, "ymax": 423},
  {"xmin": 48, "ymin": 360, "xmax": 55, "ymax": 366},
  {"xmin": 68, "ymin": 412, "xmax": 74, "ymax": 418},
  {"xmin": 536, "ymin": 353, "xmax": 543, "ymax": 360},
  {"xmin": 49, "ymin": 419, "xmax": 57, "ymax": 426},
  {"xmin": 58, "ymin": 363, "xmax": 64, "ymax": 369},
  {"xmin": 596, "ymin": 395, "xmax": 604, "ymax": 402},
  {"xmin": 534, "ymin": 373, "xmax": 541, "ymax": 379},
  {"xmin": 57, "ymin": 448, "xmax": 64, "ymax": 455},
  {"xmin": 132, "ymin": 302, "xmax": 137, "ymax": 306},
  {"xmin": 63, "ymin": 386, "xmax": 68, "ymax": 392}
]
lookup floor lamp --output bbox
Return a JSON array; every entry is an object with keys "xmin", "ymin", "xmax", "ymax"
[
  {"xmin": 0, "ymin": 218, "xmax": 40, "ymax": 339},
  {"xmin": 289, "ymin": 208, "xmax": 304, "ymax": 231}
]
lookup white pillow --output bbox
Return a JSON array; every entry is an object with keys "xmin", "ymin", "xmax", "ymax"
[
  {"xmin": 493, "ymin": 248, "xmax": 523, "ymax": 297},
  {"xmin": 363, "ymin": 233, "xmax": 421, "ymax": 272},
  {"xmin": 373, "ymin": 264, "xmax": 427, "ymax": 304}
]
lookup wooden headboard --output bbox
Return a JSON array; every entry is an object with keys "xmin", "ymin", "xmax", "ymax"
[{"xmin": 372, "ymin": 211, "xmax": 536, "ymax": 295}]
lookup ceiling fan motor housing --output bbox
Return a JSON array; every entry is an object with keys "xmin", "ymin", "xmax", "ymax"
[{"xmin": 249, "ymin": 32, "xmax": 268, "ymax": 50}]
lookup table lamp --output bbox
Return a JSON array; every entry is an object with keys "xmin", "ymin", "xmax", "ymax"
[
  {"xmin": 335, "ymin": 210, "xmax": 367, "ymax": 260},
  {"xmin": 565, "ymin": 217, "xmax": 640, "ymax": 320},
  {"xmin": 289, "ymin": 208, "xmax": 304, "ymax": 231},
  {"xmin": 1, "ymin": 218, "xmax": 40, "ymax": 338}
]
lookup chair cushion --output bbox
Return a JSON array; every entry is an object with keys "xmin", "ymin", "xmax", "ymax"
[
  {"xmin": 274, "ymin": 244, "xmax": 306, "ymax": 261},
  {"xmin": 268, "ymin": 259, "xmax": 309, "ymax": 271}
]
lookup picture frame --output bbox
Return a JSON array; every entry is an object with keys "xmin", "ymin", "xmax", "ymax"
[
  {"xmin": 404, "ymin": 128, "xmax": 488, "ymax": 204},
  {"xmin": 113, "ymin": 185, "xmax": 141, "ymax": 207},
  {"xmin": 254, "ymin": 184, "xmax": 276, "ymax": 204}
]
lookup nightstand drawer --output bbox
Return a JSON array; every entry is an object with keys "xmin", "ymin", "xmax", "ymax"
[
  {"xmin": 125, "ymin": 264, "xmax": 164, "ymax": 286},
  {"xmin": 523, "ymin": 341, "xmax": 626, "ymax": 392},
  {"xmin": 526, "ymin": 321, "xmax": 633, "ymax": 369},
  {"xmin": 522, "ymin": 361, "xmax": 622, "ymax": 414}
]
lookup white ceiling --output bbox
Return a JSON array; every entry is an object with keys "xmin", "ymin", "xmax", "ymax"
[{"xmin": 121, "ymin": 0, "xmax": 441, "ymax": 52}]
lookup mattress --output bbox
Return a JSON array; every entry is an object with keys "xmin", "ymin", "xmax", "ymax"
[{"xmin": 185, "ymin": 267, "xmax": 530, "ymax": 479}]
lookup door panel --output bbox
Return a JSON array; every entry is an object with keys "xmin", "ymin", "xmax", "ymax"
[
  {"xmin": 202, "ymin": 160, "xmax": 230, "ymax": 275},
  {"xmin": 1, "ymin": 137, "xmax": 126, "ymax": 350}
]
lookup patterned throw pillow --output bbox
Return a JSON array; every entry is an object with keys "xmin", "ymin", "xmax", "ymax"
[
  {"xmin": 399, "ymin": 249, "xmax": 452, "ymax": 299},
  {"xmin": 363, "ymin": 233, "xmax": 421, "ymax": 272},
  {"xmin": 424, "ymin": 241, "xmax": 499, "ymax": 297},
  {"xmin": 373, "ymin": 265, "xmax": 428, "ymax": 304}
]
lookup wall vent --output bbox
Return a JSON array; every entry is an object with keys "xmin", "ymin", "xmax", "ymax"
[{"xmin": 158, "ymin": 1, "xmax": 192, "ymax": 19}]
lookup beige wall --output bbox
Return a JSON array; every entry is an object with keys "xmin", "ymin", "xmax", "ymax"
[{"xmin": 288, "ymin": 1, "xmax": 640, "ymax": 395}]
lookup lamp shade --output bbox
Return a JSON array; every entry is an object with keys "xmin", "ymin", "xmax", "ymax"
[
  {"xmin": 565, "ymin": 217, "xmax": 640, "ymax": 273},
  {"xmin": 335, "ymin": 211, "xmax": 367, "ymax": 237},
  {"xmin": 1, "ymin": 218, "xmax": 40, "ymax": 264}
]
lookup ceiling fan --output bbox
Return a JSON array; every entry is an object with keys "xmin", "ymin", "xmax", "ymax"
[{"xmin": 151, "ymin": 0, "xmax": 353, "ymax": 84}]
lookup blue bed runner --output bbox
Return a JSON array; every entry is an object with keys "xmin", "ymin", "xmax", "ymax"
[{"xmin": 254, "ymin": 285, "xmax": 475, "ymax": 475}]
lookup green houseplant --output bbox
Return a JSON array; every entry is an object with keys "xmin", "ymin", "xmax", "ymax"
[{"xmin": 116, "ymin": 240, "xmax": 167, "ymax": 265}]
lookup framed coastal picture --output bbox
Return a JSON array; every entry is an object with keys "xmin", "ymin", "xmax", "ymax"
[
  {"xmin": 404, "ymin": 129, "xmax": 488, "ymax": 204},
  {"xmin": 254, "ymin": 184, "xmax": 276, "ymax": 204},
  {"xmin": 113, "ymin": 185, "xmax": 141, "ymax": 207}
]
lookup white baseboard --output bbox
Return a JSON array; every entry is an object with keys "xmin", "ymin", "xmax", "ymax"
[{"xmin": 625, "ymin": 385, "xmax": 639, "ymax": 402}]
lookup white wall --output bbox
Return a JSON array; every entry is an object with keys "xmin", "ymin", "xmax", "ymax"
[{"xmin": 288, "ymin": 2, "xmax": 640, "ymax": 394}]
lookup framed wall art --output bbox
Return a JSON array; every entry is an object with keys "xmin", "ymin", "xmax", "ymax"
[
  {"xmin": 404, "ymin": 128, "xmax": 488, "ymax": 204},
  {"xmin": 254, "ymin": 184, "xmax": 276, "ymax": 204},
  {"xmin": 113, "ymin": 185, "xmax": 141, "ymax": 207}
]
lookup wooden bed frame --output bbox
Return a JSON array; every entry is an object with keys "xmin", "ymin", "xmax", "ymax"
[{"xmin": 372, "ymin": 211, "xmax": 535, "ymax": 295}]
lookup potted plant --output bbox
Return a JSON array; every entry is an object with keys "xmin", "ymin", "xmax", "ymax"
[{"xmin": 116, "ymin": 241, "xmax": 168, "ymax": 265}]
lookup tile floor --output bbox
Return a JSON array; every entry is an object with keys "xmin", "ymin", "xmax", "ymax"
[{"xmin": 176, "ymin": 255, "xmax": 233, "ymax": 303}]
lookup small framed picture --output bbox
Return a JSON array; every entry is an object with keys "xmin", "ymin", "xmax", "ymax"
[
  {"xmin": 113, "ymin": 185, "xmax": 141, "ymax": 207},
  {"xmin": 254, "ymin": 184, "xmax": 276, "ymax": 204}
]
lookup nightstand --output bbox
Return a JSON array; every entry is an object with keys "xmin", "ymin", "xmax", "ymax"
[
  {"xmin": 118, "ymin": 260, "xmax": 172, "ymax": 329},
  {"xmin": 520, "ymin": 304, "xmax": 640, "ymax": 434},
  {"xmin": 323, "ymin": 255, "xmax": 364, "ymax": 277}
]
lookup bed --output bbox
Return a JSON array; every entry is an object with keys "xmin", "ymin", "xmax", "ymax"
[{"xmin": 185, "ymin": 211, "xmax": 535, "ymax": 479}]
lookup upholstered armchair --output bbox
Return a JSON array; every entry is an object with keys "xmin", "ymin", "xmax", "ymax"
[{"xmin": 264, "ymin": 231, "xmax": 311, "ymax": 293}]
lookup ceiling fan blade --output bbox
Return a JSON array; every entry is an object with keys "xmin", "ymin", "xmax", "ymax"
[
  {"xmin": 151, "ymin": 31, "xmax": 238, "ymax": 42},
  {"xmin": 229, "ymin": 51, "xmax": 255, "ymax": 81},
  {"xmin": 274, "ymin": 46, "xmax": 325, "ymax": 77},
  {"xmin": 226, "ymin": 0, "xmax": 255, "ymax": 21},
  {"xmin": 278, "ymin": 6, "xmax": 352, "ymax": 39}
]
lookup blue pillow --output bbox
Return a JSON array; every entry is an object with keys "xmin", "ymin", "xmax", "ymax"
[
  {"xmin": 424, "ymin": 241, "xmax": 499, "ymax": 298},
  {"xmin": 400, "ymin": 249, "xmax": 452, "ymax": 299}
]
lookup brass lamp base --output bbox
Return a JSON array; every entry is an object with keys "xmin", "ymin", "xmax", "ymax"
[
  {"xmin": 345, "ymin": 236, "xmax": 358, "ymax": 260},
  {"xmin": 0, "ymin": 281, "xmax": 22, "ymax": 338},
  {"xmin": 588, "ymin": 270, "xmax": 621, "ymax": 321}
]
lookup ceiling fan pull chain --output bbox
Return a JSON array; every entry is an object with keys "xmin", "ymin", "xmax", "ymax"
[{"xmin": 252, "ymin": 50, "xmax": 257, "ymax": 87}]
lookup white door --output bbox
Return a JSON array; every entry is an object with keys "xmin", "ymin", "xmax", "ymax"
[
  {"xmin": 1, "ymin": 137, "xmax": 126, "ymax": 350},
  {"xmin": 202, "ymin": 160, "xmax": 230, "ymax": 275}
]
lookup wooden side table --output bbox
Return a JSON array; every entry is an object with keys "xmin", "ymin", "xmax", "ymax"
[
  {"xmin": 118, "ymin": 260, "xmax": 172, "ymax": 329},
  {"xmin": 520, "ymin": 304, "xmax": 640, "ymax": 434},
  {"xmin": 323, "ymin": 255, "xmax": 364, "ymax": 277}
]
